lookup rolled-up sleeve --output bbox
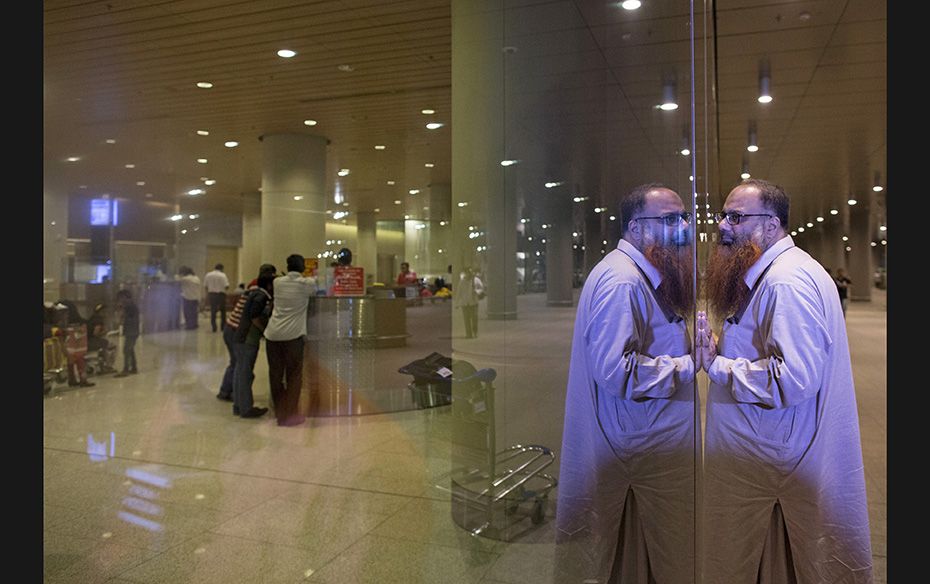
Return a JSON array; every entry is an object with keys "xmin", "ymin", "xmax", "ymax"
[
  {"xmin": 585, "ymin": 283, "xmax": 692, "ymax": 400},
  {"xmin": 707, "ymin": 282, "xmax": 832, "ymax": 408}
]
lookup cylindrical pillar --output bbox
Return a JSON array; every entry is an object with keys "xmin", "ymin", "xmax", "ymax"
[
  {"xmin": 260, "ymin": 134, "xmax": 328, "ymax": 267},
  {"xmin": 819, "ymin": 218, "xmax": 845, "ymax": 274},
  {"xmin": 847, "ymin": 199, "xmax": 872, "ymax": 301},
  {"xmin": 546, "ymin": 193, "xmax": 574, "ymax": 306},
  {"xmin": 239, "ymin": 191, "xmax": 263, "ymax": 280},
  {"xmin": 356, "ymin": 211, "xmax": 377, "ymax": 287}
]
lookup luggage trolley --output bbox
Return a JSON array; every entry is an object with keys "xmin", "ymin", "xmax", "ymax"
[{"xmin": 449, "ymin": 365, "xmax": 558, "ymax": 541}]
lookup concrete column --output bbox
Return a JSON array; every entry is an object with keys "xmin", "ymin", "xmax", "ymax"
[
  {"xmin": 260, "ymin": 133, "xmax": 328, "ymax": 267},
  {"xmin": 239, "ymin": 191, "xmax": 263, "ymax": 280},
  {"xmin": 583, "ymin": 205, "xmax": 602, "ymax": 277},
  {"xmin": 43, "ymin": 187, "xmax": 69, "ymax": 302},
  {"xmin": 847, "ymin": 199, "xmax": 872, "ymax": 301},
  {"xmin": 356, "ymin": 211, "xmax": 377, "ymax": 286},
  {"xmin": 546, "ymin": 192, "xmax": 573, "ymax": 306},
  {"xmin": 453, "ymin": 0, "xmax": 517, "ymax": 320},
  {"xmin": 820, "ymin": 217, "xmax": 845, "ymax": 274}
]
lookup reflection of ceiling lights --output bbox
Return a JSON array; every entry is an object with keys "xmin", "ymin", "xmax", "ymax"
[
  {"xmin": 277, "ymin": 49, "xmax": 296, "ymax": 58},
  {"xmin": 747, "ymin": 121, "xmax": 759, "ymax": 152},
  {"xmin": 758, "ymin": 60, "xmax": 773, "ymax": 104},
  {"xmin": 659, "ymin": 78, "xmax": 678, "ymax": 110}
]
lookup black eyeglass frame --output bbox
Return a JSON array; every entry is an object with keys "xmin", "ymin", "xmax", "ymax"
[
  {"xmin": 713, "ymin": 211, "xmax": 773, "ymax": 225},
  {"xmin": 633, "ymin": 212, "xmax": 693, "ymax": 226}
]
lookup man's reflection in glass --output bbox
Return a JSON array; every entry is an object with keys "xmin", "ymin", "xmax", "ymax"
[{"xmin": 555, "ymin": 184, "xmax": 696, "ymax": 583}]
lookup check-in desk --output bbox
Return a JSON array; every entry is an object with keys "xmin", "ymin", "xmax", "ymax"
[{"xmin": 302, "ymin": 295, "xmax": 410, "ymax": 416}]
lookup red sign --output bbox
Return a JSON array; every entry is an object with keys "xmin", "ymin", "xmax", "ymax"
[{"xmin": 332, "ymin": 266, "xmax": 365, "ymax": 296}]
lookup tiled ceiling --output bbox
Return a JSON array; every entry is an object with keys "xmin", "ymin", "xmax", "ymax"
[{"xmin": 44, "ymin": 0, "xmax": 886, "ymax": 233}]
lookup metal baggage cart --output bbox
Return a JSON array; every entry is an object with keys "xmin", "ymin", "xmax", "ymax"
[{"xmin": 448, "ymin": 366, "xmax": 558, "ymax": 541}]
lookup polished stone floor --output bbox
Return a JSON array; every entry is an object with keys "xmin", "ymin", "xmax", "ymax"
[{"xmin": 43, "ymin": 289, "xmax": 886, "ymax": 583}]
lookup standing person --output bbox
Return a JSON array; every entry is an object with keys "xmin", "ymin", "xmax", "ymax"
[
  {"xmin": 453, "ymin": 267, "xmax": 484, "ymax": 338},
  {"xmin": 177, "ymin": 266, "xmax": 202, "ymax": 330},
  {"xmin": 396, "ymin": 261, "xmax": 418, "ymax": 286},
  {"xmin": 217, "ymin": 264, "xmax": 277, "ymax": 403},
  {"xmin": 264, "ymin": 254, "xmax": 317, "ymax": 426},
  {"xmin": 834, "ymin": 267, "xmax": 852, "ymax": 317},
  {"xmin": 697, "ymin": 178, "xmax": 871, "ymax": 582},
  {"xmin": 203, "ymin": 263, "xmax": 230, "ymax": 332},
  {"xmin": 114, "ymin": 289, "xmax": 140, "ymax": 377},
  {"xmin": 231, "ymin": 273, "xmax": 274, "ymax": 419},
  {"xmin": 554, "ymin": 183, "xmax": 696, "ymax": 583}
]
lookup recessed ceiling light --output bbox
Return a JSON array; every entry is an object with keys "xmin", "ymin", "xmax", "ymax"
[
  {"xmin": 187, "ymin": 189, "xmax": 204, "ymax": 196},
  {"xmin": 847, "ymin": 198, "xmax": 857, "ymax": 205},
  {"xmin": 816, "ymin": 216, "xmax": 824, "ymax": 222},
  {"xmin": 277, "ymin": 49, "xmax": 297, "ymax": 58},
  {"xmin": 409, "ymin": 189, "xmax": 420, "ymax": 195},
  {"xmin": 204, "ymin": 179, "xmax": 216, "ymax": 186},
  {"xmin": 426, "ymin": 122, "xmax": 444, "ymax": 130},
  {"xmin": 196, "ymin": 82, "xmax": 213, "ymax": 89},
  {"xmin": 394, "ymin": 200, "xmax": 402, "ymax": 205},
  {"xmin": 66, "ymin": 156, "xmax": 80, "ymax": 162},
  {"xmin": 224, "ymin": 141, "xmax": 238, "ymax": 148},
  {"xmin": 303, "ymin": 119, "xmax": 317, "ymax": 126},
  {"xmin": 79, "ymin": 185, "xmax": 87, "ymax": 189},
  {"xmin": 337, "ymin": 64, "xmax": 354, "ymax": 72},
  {"xmin": 136, "ymin": 181, "xmax": 145, "ymax": 186},
  {"xmin": 747, "ymin": 145, "xmax": 759, "ymax": 153},
  {"xmin": 621, "ymin": 32, "xmax": 632, "ymax": 41},
  {"xmin": 799, "ymin": 11, "xmax": 812, "ymax": 21},
  {"xmin": 387, "ymin": 180, "xmax": 395, "ymax": 185},
  {"xmin": 421, "ymin": 109, "xmax": 435, "ymax": 115},
  {"xmin": 620, "ymin": 0, "xmax": 642, "ymax": 10},
  {"xmin": 293, "ymin": 195, "xmax": 304, "ymax": 201},
  {"xmin": 124, "ymin": 163, "xmax": 135, "ymax": 168},
  {"xmin": 196, "ymin": 130, "xmax": 210, "ymax": 136},
  {"xmin": 145, "ymin": 193, "xmax": 153, "ymax": 198},
  {"xmin": 830, "ymin": 209, "xmax": 839, "ymax": 215},
  {"xmin": 424, "ymin": 163, "xmax": 434, "ymax": 168},
  {"xmin": 105, "ymin": 139, "xmax": 116, "ymax": 144},
  {"xmin": 197, "ymin": 158, "xmax": 208, "ymax": 164},
  {"xmin": 374, "ymin": 145, "xmax": 386, "ymax": 150},
  {"xmin": 337, "ymin": 168, "xmax": 350, "ymax": 176}
]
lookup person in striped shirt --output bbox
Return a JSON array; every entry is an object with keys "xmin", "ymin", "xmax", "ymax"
[{"xmin": 216, "ymin": 263, "xmax": 277, "ymax": 409}]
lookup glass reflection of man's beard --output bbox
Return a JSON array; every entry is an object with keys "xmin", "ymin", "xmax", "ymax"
[
  {"xmin": 644, "ymin": 243, "xmax": 694, "ymax": 317},
  {"xmin": 704, "ymin": 235, "xmax": 762, "ymax": 322}
]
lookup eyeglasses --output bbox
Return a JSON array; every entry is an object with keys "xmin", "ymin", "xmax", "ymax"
[
  {"xmin": 713, "ymin": 211, "xmax": 772, "ymax": 225},
  {"xmin": 634, "ymin": 212, "xmax": 692, "ymax": 226}
]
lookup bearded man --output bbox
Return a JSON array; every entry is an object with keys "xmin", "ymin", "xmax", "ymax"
[
  {"xmin": 697, "ymin": 178, "xmax": 872, "ymax": 582},
  {"xmin": 555, "ymin": 183, "xmax": 697, "ymax": 583}
]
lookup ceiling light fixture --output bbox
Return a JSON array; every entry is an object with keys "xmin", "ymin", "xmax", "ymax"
[
  {"xmin": 337, "ymin": 168, "xmax": 350, "ymax": 177},
  {"xmin": 303, "ymin": 119, "xmax": 317, "ymax": 126},
  {"xmin": 872, "ymin": 171, "xmax": 884, "ymax": 192},
  {"xmin": 424, "ymin": 163, "xmax": 434, "ymax": 168},
  {"xmin": 277, "ymin": 49, "xmax": 297, "ymax": 58},
  {"xmin": 658, "ymin": 77, "xmax": 678, "ymax": 111},
  {"xmin": 421, "ymin": 109, "xmax": 435, "ymax": 115},
  {"xmin": 196, "ymin": 158, "xmax": 208, "ymax": 164},
  {"xmin": 66, "ymin": 156, "xmax": 80, "ymax": 162},
  {"xmin": 125, "ymin": 163, "xmax": 135, "ymax": 168},
  {"xmin": 426, "ymin": 122, "xmax": 444, "ymax": 130},
  {"xmin": 224, "ymin": 141, "xmax": 238, "ymax": 148},
  {"xmin": 196, "ymin": 82, "xmax": 213, "ymax": 89},
  {"xmin": 680, "ymin": 125, "xmax": 691, "ymax": 156},
  {"xmin": 374, "ymin": 145, "xmax": 386, "ymax": 150},
  {"xmin": 204, "ymin": 179, "xmax": 216, "ymax": 186},
  {"xmin": 758, "ymin": 60, "xmax": 773, "ymax": 104},
  {"xmin": 847, "ymin": 197, "xmax": 858, "ymax": 205},
  {"xmin": 620, "ymin": 0, "xmax": 642, "ymax": 10},
  {"xmin": 747, "ymin": 121, "xmax": 759, "ymax": 152},
  {"xmin": 196, "ymin": 130, "xmax": 209, "ymax": 136},
  {"xmin": 740, "ymin": 156, "xmax": 751, "ymax": 180},
  {"xmin": 105, "ymin": 139, "xmax": 116, "ymax": 144},
  {"xmin": 387, "ymin": 180, "xmax": 395, "ymax": 185}
]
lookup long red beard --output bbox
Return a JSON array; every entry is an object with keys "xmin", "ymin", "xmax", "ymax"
[
  {"xmin": 644, "ymin": 244, "xmax": 694, "ymax": 317},
  {"xmin": 703, "ymin": 239, "xmax": 762, "ymax": 321}
]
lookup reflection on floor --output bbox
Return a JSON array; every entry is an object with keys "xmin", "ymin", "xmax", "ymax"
[{"xmin": 43, "ymin": 290, "xmax": 886, "ymax": 583}]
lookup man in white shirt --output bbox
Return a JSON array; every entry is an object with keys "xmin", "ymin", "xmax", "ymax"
[
  {"xmin": 697, "ymin": 178, "xmax": 872, "ymax": 582},
  {"xmin": 263, "ymin": 254, "xmax": 317, "ymax": 426},
  {"xmin": 177, "ymin": 266, "xmax": 202, "ymax": 330},
  {"xmin": 555, "ymin": 183, "xmax": 696, "ymax": 583},
  {"xmin": 203, "ymin": 263, "xmax": 230, "ymax": 332}
]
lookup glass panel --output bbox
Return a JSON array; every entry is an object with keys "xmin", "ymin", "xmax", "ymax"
[{"xmin": 451, "ymin": 0, "xmax": 698, "ymax": 580}]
